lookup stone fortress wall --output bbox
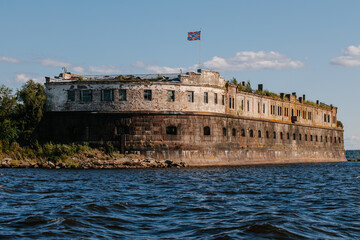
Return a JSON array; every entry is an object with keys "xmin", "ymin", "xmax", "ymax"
[{"xmin": 44, "ymin": 69, "xmax": 346, "ymax": 165}]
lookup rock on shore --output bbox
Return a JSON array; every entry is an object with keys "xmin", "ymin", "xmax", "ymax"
[{"xmin": 0, "ymin": 157, "xmax": 187, "ymax": 169}]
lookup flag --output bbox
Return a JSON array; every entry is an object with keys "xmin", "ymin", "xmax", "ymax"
[{"xmin": 187, "ymin": 31, "xmax": 201, "ymax": 41}]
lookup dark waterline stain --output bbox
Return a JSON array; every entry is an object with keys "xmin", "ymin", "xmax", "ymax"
[{"xmin": 0, "ymin": 162, "xmax": 359, "ymax": 239}]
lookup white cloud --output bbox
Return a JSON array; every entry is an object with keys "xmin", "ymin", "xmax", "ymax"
[
  {"xmin": 344, "ymin": 135, "xmax": 360, "ymax": 150},
  {"xmin": 132, "ymin": 61, "xmax": 189, "ymax": 73},
  {"xmin": 40, "ymin": 59, "xmax": 71, "ymax": 67},
  {"xmin": 330, "ymin": 45, "xmax": 360, "ymax": 67},
  {"xmin": 88, "ymin": 65, "xmax": 120, "ymax": 74},
  {"xmin": 0, "ymin": 56, "xmax": 20, "ymax": 63},
  {"xmin": 133, "ymin": 51, "xmax": 303, "ymax": 74},
  {"xmin": 15, "ymin": 73, "xmax": 43, "ymax": 84},
  {"xmin": 203, "ymin": 51, "xmax": 304, "ymax": 71},
  {"xmin": 71, "ymin": 66, "xmax": 85, "ymax": 74}
]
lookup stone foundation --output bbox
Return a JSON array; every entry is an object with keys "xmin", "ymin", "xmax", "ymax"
[{"xmin": 42, "ymin": 112, "xmax": 346, "ymax": 166}]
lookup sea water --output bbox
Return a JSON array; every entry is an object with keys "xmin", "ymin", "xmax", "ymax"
[{"xmin": 0, "ymin": 162, "xmax": 359, "ymax": 239}]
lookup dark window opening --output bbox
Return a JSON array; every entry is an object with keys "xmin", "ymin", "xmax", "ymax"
[
  {"xmin": 232, "ymin": 128, "xmax": 236, "ymax": 137},
  {"xmin": 299, "ymin": 134, "xmax": 302, "ymax": 141},
  {"xmin": 117, "ymin": 125, "xmax": 129, "ymax": 135},
  {"xmin": 144, "ymin": 90, "xmax": 152, "ymax": 101},
  {"xmin": 339, "ymin": 137, "xmax": 341, "ymax": 143},
  {"xmin": 280, "ymin": 132, "xmax": 283, "ymax": 140},
  {"xmin": 67, "ymin": 90, "xmax": 75, "ymax": 102},
  {"xmin": 310, "ymin": 135, "xmax": 313, "ymax": 141},
  {"xmin": 266, "ymin": 131, "xmax": 269, "ymax": 138},
  {"xmin": 166, "ymin": 126, "xmax": 177, "ymax": 135},
  {"xmin": 223, "ymin": 127, "xmax": 227, "ymax": 136},
  {"xmin": 80, "ymin": 90, "xmax": 92, "ymax": 102},
  {"xmin": 273, "ymin": 132, "xmax": 276, "ymax": 139},
  {"xmin": 326, "ymin": 136, "xmax": 328, "ymax": 142},
  {"xmin": 241, "ymin": 129, "xmax": 245, "ymax": 137},
  {"xmin": 119, "ymin": 89, "xmax": 127, "ymax": 101},
  {"xmin": 258, "ymin": 130, "xmax": 262, "ymax": 138},
  {"xmin": 222, "ymin": 95, "xmax": 225, "ymax": 105},
  {"xmin": 204, "ymin": 126, "xmax": 210, "ymax": 136},
  {"xmin": 321, "ymin": 136, "xmax": 323, "ymax": 142},
  {"xmin": 187, "ymin": 91, "xmax": 194, "ymax": 102},
  {"xmin": 305, "ymin": 134, "xmax": 308, "ymax": 141},
  {"xmin": 214, "ymin": 93, "xmax": 218, "ymax": 104},
  {"xmin": 250, "ymin": 130, "xmax": 254, "ymax": 137},
  {"xmin": 167, "ymin": 90, "xmax": 175, "ymax": 102},
  {"xmin": 293, "ymin": 133, "xmax": 296, "ymax": 140},
  {"xmin": 102, "ymin": 89, "xmax": 114, "ymax": 101},
  {"xmin": 287, "ymin": 132, "xmax": 290, "ymax": 139},
  {"xmin": 204, "ymin": 92, "xmax": 208, "ymax": 103}
]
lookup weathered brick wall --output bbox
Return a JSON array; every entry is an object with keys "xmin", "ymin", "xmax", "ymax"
[{"xmin": 43, "ymin": 112, "xmax": 346, "ymax": 165}]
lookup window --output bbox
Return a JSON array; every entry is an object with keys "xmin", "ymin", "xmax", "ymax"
[
  {"xmin": 167, "ymin": 90, "xmax": 175, "ymax": 102},
  {"xmin": 293, "ymin": 133, "xmax": 296, "ymax": 140},
  {"xmin": 324, "ymin": 114, "xmax": 327, "ymax": 122},
  {"xmin": 214, "ymin": 93, "xmax": 218, "ymax": 104},
  {"xmin": 204, "ymin": 126, "xmax": 210, "ymax": 135},
  {"xmin": 187, "ymin": 91, "xmax": 194, "ymax": 102},
  {"xmin": 280, "ymin": 132, "xmax": 283, "ymax": 140},
  {"xmin": 247, "ymin": 101, "xmax": 250, "ymax": 111},
  {"xmin": 102, "ymin": 89, "xmax": 114, "ymax": 101},
  {"xmin": 263, "ymin": 104, "xmax": 266, "ymax": 114},
  {"xmin": 339, "ymin": 137, "xmax": 341, "ymax": 143},
  {"xmin": 80, "ymin": 90, "xmax": 92, "ymax": 102},
  {"xmin": 229, "ymin": 97, "xmax": 232, "ymax": 108},
  {"xmin": 258, "ymin": 130, "xmax": 262, "ymax": 138},
  {"xmin": 166, "ymin": 126, "xmax": 177, "ymax": 135},
  {"xmin": 334, "ymin": 137, "xmax": 337, "ymax": 143},
  {"xmin": 321, "ymin": 136, "xmax": 323, "ymax": 142},
  {"xmin": 250, "ymin": 130, "xmax": 254, "ymax": 137},
  {"xmin": 204, "ymin": 92, "xmax": 208, "ymax": 103},
  {"xmin": 299, "ymin": 134, "xmax": 302, "ymax": 141},
  {"xmin": 305, "ymin": 134, "xmax": 308, "ymax": 141},
  {"xmin": 222, "ymin": 95, "xmax": 225, "ymax": 105},
  {"xmin": 241, "ymin": 129, "xmax": 245, "ymax": 137},
  {"xmin": 258, "ymin": 102, "xmax": 260, "ymax": 113},
  {"xmin": 266, "ymin": 131, "xmax": 269, "ymax": 138},
  {"xmin": 287, "ymin": 132, "xmax": 290, "ymax": 139},
  {"xmin": 328, "ymin": 115, "xmax": 330, "ymax": 123},
  {"xmin": 310, "ymin": 135, "xmax": 313, "ymax": 141},
  {"xmin": 308, "ymin": 112, "xmax": 312, "ymax": 120},
  {"xmin": 144, "ymin": 90, "xmax": 152, "ymax": 101},
  {"xmin": 117, "ymin": 125, "xmax": 129, "ymax": 134},
  {"xmin": 326, "ymin": 136, "xmax": 328, "ymax": 142},
  {"xmin": 223, "ymin": 128, "xmax": 227, "ymax": 136},
  {"xmin": 273, "ymin": 132, "xmax": 276, "ymax": 139},
  {"xmin": 241, "ymin": 100, "xmax": 244, "ymax": 110},
  {"xmin": 316, "ymin": 135, "xmax": 318, "ymax": 142},
  {"xmin": 232, "ymin": 128, "xmax": 236, "ymax": 137},
  {"xmin": 67, "ymin": 90, "xmax": 75, "ymax": 102},
  {"xmin": 119, "ymin": 89, "xmax": 127, "ymax": 101},
  {"xmin": 333, "ymin": 116, "xmax": 336, "ymax": 123}
]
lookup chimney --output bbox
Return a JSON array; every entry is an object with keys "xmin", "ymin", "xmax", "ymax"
[
  {"xmin": 286, "ymin": 94, "xmax": 291, "ymax": 100},
  {"xmin": 258, "ymin": 84, "xmax": 263, "ymax": 91},
  {"xmin": 280, "ymin": 93, "xmax": 284, "ymax": 99},
  {"xmin": 292, "ymin": 92, "xmax": 296, "ymax": 96},
  {"xmin": 299, "ymin": 97, "xmax": 303, "ymax": 103},
  {"xmin": 303, "ymin": 94, "xmax": 306, "ymax": 101},
  {"xmin": 316, "ymin": 100, "xmax": 319, "ymax": 105}
]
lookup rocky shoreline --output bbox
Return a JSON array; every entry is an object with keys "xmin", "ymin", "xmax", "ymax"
[{"xmin": 0, "ymin": 156, "xmax": 187, "ymax": 169}]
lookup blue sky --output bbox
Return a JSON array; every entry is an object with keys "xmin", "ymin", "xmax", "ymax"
[{"xmin": 1, "ymin": 0, "xmax": 360, "ymax": 149}]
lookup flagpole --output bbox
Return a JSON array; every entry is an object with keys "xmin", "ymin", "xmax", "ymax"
[{"xmin": 199, "ymin": 28, "xmax": 202, "ymax": 69}]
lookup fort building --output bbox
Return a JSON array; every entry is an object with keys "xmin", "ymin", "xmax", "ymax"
[{"xmin": 44, "ymin": 69, "xmax": 346, "ymax": 165}]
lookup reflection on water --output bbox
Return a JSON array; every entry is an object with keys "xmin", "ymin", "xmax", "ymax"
[{"xmin": 1, "ymin": 162, "xmax": 359, "ymax": 239}]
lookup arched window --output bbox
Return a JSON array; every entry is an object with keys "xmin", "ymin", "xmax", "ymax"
[
  {"xmin": 280, "ymin": 132, "xmax": 283, "ymax": 140},
  {"xmin": 232, "ymin": 128, "xmax": 236, "ymax": 137},
  {"xmin": 166, "ymin": 126, "xmax": 177, "ymax": 135},
  {"xmin": 287, "ymin": 132, "xmax": 290, "ymax": 139},
  {"xmin": 293, "ymin": 133, "xmax": 296, "ymax": 140},
  {"xmin": 204, "ymin": 126, "xmax": 210, "ymax": 136},
  {"xmin": 266, "ymin": 131, "xmax": 269, "ymax": 138},
  {"xmin": 316, "ymin": 135, "xmax": 318, "ymax": 142},
  {"xmin": 334, "ymin": 137, "xmax": 337, "ymax": 143},
  {"xmin": 310, "ymin": 135, "xmax": 313, "ymax": 141},
  {"xmin": 273, "ymin": 132, "xmax": 276, "ymax": 139},
  {"xmin": 223, "ymin": 127, "xmax": 227, "ymax": 136},
  {"xmin": 305, "ymin": 134, "xmax": 308, "ymax": 141},
  {"xmin": 299, "ymin": 134, "xmax": 302, "ymax": 141},
  {"xmin": 325, "ymin": 136, "xmax": 328, "ymax": 142},
  {"xmin": 258, "ymin": 130, "xmax": 262, "ymax": 138},
  {"xmin": 241, "ymin": 129, "xmax": 245, "ymax": 137},
  {"xmin": 250, "ymin": 130, "xmax": 254, "ymax": 137}
]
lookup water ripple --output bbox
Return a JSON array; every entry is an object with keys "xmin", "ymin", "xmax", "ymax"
[{"xmin": 0, "ymin": 162, "xmax": 359, "ymax": 239}]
